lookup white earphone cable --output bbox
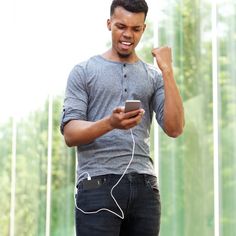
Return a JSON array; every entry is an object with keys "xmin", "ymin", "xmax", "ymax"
[{"xmin": 74, "ymin": 129, "xmax": 135, "ymax": 219}]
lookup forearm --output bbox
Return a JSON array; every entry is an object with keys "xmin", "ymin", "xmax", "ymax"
[
  {"xmin": 63, "ymin": 117, "xmax": 114, "ymax": 147},
  {"xmin": 162, "ymin": 68, "xmax": 185, "ymax": 137},
  {"xmin": 63, "ymin": 107, "xmax": 145, "ymax": 147}
]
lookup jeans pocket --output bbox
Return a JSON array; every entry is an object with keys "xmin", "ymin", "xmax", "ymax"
[
  {"xmin": 75, "ymin": 179, "xmax": 111, "ymax": 212},
  {"xmin": 146, "ymin": 176, "xmax": 160, "ymax": 195}
]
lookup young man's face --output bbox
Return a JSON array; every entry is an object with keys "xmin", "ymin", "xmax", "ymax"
[{"xmin": 107, "ymin": 6, "xmax": 146, "ymax": 59}]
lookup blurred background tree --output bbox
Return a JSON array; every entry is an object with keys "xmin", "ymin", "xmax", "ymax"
[{"xmin": 0, "ymin": 0, "xmax": 235, "ymax": 235}]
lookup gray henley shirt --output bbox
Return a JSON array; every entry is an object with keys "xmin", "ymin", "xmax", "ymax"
[{"xmin": 61, "ymin": 55, "xmax": 165, "ymax": 181}]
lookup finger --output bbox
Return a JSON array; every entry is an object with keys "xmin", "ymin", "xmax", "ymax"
[
  {"xmin": 113, "ymin": 106, "xmax": 124, "ymax": 114},
  {"xmin": 140, "ymin": 109, "xmax": 145, "ymax": 115},
  {"xmin": 123, "ymin": 113, "xmax": 143, "ymax": 128},
  {"xmin": 152, "ymin": 48, "xmax": 158, "ymax": 57},
  {"xmin": 124, "ymin": 109, "xmax": 142, "ymax": 119}
]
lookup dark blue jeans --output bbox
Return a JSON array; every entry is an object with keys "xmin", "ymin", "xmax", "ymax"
[{"xmin": 75, "ymin": 173, "xmax": 161, "ymax": 236}]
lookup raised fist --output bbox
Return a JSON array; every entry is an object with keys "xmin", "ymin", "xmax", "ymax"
[{"xmin": 152, "ymin": 46, "xmax": 173, "ymax": 72}]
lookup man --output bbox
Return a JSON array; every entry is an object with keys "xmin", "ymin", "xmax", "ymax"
[{"xmin": 60, "ymin": 0, "xmax": 184, "ymax": 235}]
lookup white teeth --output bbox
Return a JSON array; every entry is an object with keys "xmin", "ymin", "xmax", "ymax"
[{"xmin": 122, "ymin": 42, "xmax": 131, "ymax": 45}]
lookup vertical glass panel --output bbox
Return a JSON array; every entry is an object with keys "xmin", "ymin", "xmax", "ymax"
[
  {"xmin": 0, "ymin": 119, "xmax": 12, "ymax": 236},
  {"xmin": 218, "ymin": 0, "xmax": 236, "ymax": 235},
  {"xmin": 137, "ymin": 13, "xmax": 155, "ymax": 160},
  {"xmin": 157, "ymin": 0, "xmax": 214, "ymax": 235},
  {"xmin": 50, "ymin": 96, "xmax": 76, "ymax": 236},
  {"xmin": 14, "ymin": 103, "xmax": 48, "ymax": 236}
]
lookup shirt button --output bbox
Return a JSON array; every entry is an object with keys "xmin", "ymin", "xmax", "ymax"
[
  {"xmin": 124, "ymin": 74, "xmax": 127, "ymax": 78},
  {"xmin": 124, "ymin": 64, "xmax": 126, "ymax": 67},
  {"xmin": 124, "ymin": 89, "xmax": 127, "ymax": 92}
]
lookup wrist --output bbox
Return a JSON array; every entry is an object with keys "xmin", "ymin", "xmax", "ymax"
[
  {"xmin": 161, "ymin": 66, "xmax": 174, "ymax": 81},
  {"xmin": 105, "ymin": 115, "xmax": 115, "ymax": 131},
  {"xmin": 161, "ymin": 65, "xmax": 173, "ymax": 75}
]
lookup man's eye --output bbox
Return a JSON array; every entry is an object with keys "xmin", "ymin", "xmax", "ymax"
[
  {"xmin": 117, "ymin": 25, "xmax": 125, "ymax": 30},
  {"xmin": 133, "ymin": 28, "xmax": 141, "ymax": 32}
]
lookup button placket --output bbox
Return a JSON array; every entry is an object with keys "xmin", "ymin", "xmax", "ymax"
[{"xmin": 123, "ymin": 64, "xmax": 128, "ymax": 96}]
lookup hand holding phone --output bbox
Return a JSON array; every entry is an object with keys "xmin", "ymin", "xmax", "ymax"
[{"xmin": 110, "ymin": 100, "xmax": 144, "ymax": 129}]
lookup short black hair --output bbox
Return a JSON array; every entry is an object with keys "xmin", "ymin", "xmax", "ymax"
[{"xmin": 110, "ymin": 0, "xmax": 148, "ymax": 19}]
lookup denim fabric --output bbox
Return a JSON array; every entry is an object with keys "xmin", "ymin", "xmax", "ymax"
[{"xmin": 75, "ymin": 173, "xmax": 161, "ymax": 236}]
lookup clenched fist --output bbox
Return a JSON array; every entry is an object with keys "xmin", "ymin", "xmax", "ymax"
[{"xmin": 152, "ymin": 46, "xmax": 173, "ymax": 72}]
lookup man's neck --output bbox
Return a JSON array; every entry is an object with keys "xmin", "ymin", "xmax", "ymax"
[{"xmin": 102, "ymin": 49, "xmax": 139, "ymax": 64}]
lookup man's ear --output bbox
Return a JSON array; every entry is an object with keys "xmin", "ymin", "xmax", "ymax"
[
  {"xmin": 107, "ymin": 19, "xmax": 111, "ymax": 31},
  {"xmin": 143, "ymin": 24, "xmax": 147, "ymax": 33}
]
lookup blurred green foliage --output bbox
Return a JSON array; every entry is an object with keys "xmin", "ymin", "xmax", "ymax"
[{"xmin": 0, "ymin": 1, "xmax": 236, "ymax": 235}]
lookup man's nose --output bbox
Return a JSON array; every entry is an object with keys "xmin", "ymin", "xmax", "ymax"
[{"xmin": 123, "ymin": 29, "xmax": 132, "ymax": 38}]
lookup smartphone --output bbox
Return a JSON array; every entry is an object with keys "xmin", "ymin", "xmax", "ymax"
[{"xmin": 124, "ymin": 100, "xmax": 141, "ymax": 112}]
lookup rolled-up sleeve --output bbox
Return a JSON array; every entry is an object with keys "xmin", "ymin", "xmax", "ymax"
[
  {"xmin": 60, "ymin": 65, "xmax": 88, "ymax": 134},
  {"xmin": 152, "ymin": 72, "xmax": 165, "ymax": 129}
]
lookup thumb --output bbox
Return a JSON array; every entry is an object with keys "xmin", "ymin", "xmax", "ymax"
[{"xmin": 113, "ymin": 106, "xmax": 125, "ymax": 114}]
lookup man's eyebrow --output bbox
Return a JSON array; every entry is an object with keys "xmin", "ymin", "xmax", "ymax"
[
  {"xmin": 115, "ymin": 22, "xmax": 143, "ymax": 28},
  {"xmin": 133, "ymin": 25, "xmax": 142, "ymax": 29},
  {"xmin": 115, "ymin": 22, "xmax": 126, "ymax": 26}
]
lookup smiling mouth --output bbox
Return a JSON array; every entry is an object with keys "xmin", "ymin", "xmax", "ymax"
[
  {"xmin": 120, "ymin": 41, "xmax": 133, "ymax": 50},
  {"xmin": 121, "ymin": 41, "xmax": 132, "ymax": 46}
]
